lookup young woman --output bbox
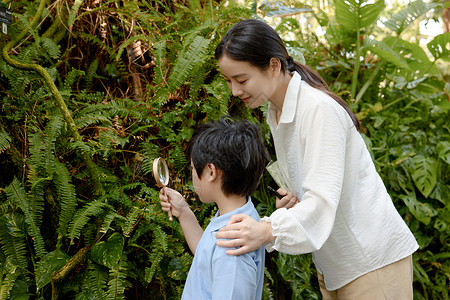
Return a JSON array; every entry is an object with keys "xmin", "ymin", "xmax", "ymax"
[{"xmin": 214, "ymin": 19, "xmax": 418, "ymax": 299}]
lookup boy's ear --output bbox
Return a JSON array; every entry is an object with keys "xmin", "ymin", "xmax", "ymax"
[{"xmin": 206, "ymin": 163, "xmax": 219, "ymax": 182}]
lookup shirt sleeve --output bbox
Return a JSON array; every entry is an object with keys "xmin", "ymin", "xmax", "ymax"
[
  {"xmin": 263, "ymin": 91, "xmax": 352, "ymax": 255},
  {"xmin": 211, "ymin": 252, "xmax": 258, "ymax": 300}
]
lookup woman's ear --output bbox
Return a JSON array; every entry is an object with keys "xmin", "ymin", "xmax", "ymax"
[{"xmin": 269, "ymin": 57, "xmax": 282, "ymax": 76}]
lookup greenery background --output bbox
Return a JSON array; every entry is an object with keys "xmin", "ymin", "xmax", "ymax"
[{"xmin": 0, "ymin": 0, "xmax": 448, "ymax": 299}]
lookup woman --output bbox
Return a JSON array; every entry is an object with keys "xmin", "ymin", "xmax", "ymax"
[{"xmin": 214, "ymin": 19, "xmax": 418, "ymax": 299}]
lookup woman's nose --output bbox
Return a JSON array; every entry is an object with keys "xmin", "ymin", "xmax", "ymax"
[{"xmin": 231, "ymin": 83, "xmax": 242, "ymax": 97}]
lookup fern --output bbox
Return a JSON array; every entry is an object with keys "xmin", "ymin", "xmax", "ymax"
[
  {"xmin": 67, "ymin": 200, "xmax": 111, "ymax": 245},
  {"xmin": 53, "ymin": 161, "xmax": 77, "ymax": 244},
  {"xmin": 152, "ymin": 40, "xmax": 167, "ymax": 87},
  {"xmin": 0, "ymin": 132, "xmax": 11, "ymax": 154},
  {"xmin": 145, "ymin": 252, "xmax": 163, "ymax": 283},
  {"xmin": 84, "ymin": 58, "xmax": 99, "ymax": 89},
  {"xmin": 106, "ymin": 255, "xmax": 127, "ymax": 300},
  {"xmin": 5, "ymin": 178, "xmax": 47, "ymax": 258},
  {"xmin": 167, "ymin": 35, "xmax": 211, "ymax": 91},
  {"xmin": 0, "ymin": 214, "xmax": 28, "ymax": 271},
  {"xmin": 40, "ymin": 37, "xmax": 61, "ymax": 60},
  {"xmin": 149, "ymin": 223, "xmax": 168, "ymax": 253},
  {"xmin": 82, "ymin": 264, "xmax": 108, "ymax": 299},
  {"xmin": 122, "ymin": 206, "xmax": 142, "ymax": 237}
]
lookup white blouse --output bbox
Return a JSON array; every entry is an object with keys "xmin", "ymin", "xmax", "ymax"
[{"xmin": 262, "ymin": 72, "xmax": 418, "ymax": 290}]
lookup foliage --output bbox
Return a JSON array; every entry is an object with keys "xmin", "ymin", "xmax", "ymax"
[{"xmin": 0, "ymin": 0, "xmax": 448, "ymax": 299}]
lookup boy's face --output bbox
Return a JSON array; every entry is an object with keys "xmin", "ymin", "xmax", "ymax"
[{"xmin": 191, "ymin": 161, "xmax": 214, "ymax": 204}]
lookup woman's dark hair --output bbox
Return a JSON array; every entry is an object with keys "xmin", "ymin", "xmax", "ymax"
[
  {"xmin": 186, "ymin": 116, "xmax": 269, "ymax": 197},
  {"xmin": 215, "ymin": 19, "xmax": 360, "ymax": 131}
]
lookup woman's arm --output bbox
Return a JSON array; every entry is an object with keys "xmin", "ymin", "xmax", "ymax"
[{"xmin": 160, "ymin": 187, "xmax": 203, "ymax": 254}]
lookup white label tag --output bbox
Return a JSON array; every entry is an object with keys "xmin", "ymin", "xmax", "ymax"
[{"xmin": 2, "ymin": 23, "xmax": 6, "ymax": 34}]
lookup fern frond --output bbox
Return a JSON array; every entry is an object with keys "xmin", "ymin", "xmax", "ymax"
[
  {"xmin": 149, "ymin": 223, "xmax": 168, "ymax": 253},
  {"xmin": 67, "ymin": 200, "xmax": 111, "ymax": 245},
  {"xmin": 84, "ymin": 58, "xmax": 99, "ymax": 89},
  {"xmin": 63, "ymin": 68, "xmax": 85, "ymax": 91},
  {"xmin": 0, "ymin": 132, "xmax": 11, "ymax": 154},
  {"xmin": 5, "ymin": 178, "xmax": 47, "ymax": 258},
  {"xmin": 152, "ymin": 40, "xmax": 167, "ymax": 87},
  {"xmin": 84, "ymin": 263, "xmax": 108, "ymax": 299},
  {"xmin": 106, "ymin": 255, "xmax": 127, "ymax": 300},
  {"xmin": 53, "ymin": 161, "xmax": 77, "ymax": 242},
  {"xmin": 167, "ymin": 35, "xmax": 211, "ymax": 91},
  {"xmin": 122, "ymin": 206, "xmax": 142, "ymax": 237},
  {"xmin": 145, "ymin": 252, "xmax": 163, "ymax": 283},
  {"xmin": 74, "ymin": 114, "xmax": 111, "ymax": 130},
  {"xmin": 0, "ymin": 214, "xmax": 28, "ymax": 271},
  {"xmin": 99, "ymin": 212, "xmax": 127, "ymax": 234},
  {"xmin": 40, "ymin": 37, "xmax": 61, "ymax": 59}
]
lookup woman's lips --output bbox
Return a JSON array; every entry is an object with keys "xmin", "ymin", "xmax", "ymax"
[{"xmin": 241, "ymin": 96, "xmax": 251, "ymax": 103}]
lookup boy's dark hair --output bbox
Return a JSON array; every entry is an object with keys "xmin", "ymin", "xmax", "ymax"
[{"xmin": 186, "ymin": 116, "xmax": 269, "ymax": 197}]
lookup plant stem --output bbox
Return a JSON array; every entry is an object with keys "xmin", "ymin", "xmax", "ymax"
[
  {"xmin": 1, "ymin": 0, "xmax": 104, "ymax": 196},
  {"xmin": 351, "ymin": 29, "xmax": 362, "ymax": 99}
]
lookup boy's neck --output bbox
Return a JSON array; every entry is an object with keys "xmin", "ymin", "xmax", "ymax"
[{"xmin": 215, "ymin": 194, "xmax": 248, "ymax": 216}]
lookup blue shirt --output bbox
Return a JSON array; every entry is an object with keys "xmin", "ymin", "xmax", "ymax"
[{"xmin": 181, "ymin": 198, "xmax": 265, "ymax": 300}]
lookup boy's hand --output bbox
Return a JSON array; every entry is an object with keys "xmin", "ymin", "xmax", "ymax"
[
  {"xmin": 275, "ymin": 188, "xmax": 299, "ymax": 209},
  {"xmin": 159, "ymin": 187, "xmax": 190, "ymax": 219}
]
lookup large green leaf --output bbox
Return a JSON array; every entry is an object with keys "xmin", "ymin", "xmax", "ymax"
[
  {"xmin": 90, "ymin": 232, "xmax": 124, "ymax": 269},
  {"xmin": 384, "ymin": 37, "xmax": 440, "ymax": 76},
  {"xmin": 335, "ymin": 0, "xmax": 385, "ymax": 32},
  {"xmin": 411, "ymin": 155, "xmax": 438, "ymax": 197},
  {"xmin": 383, "ymin": 0, "xmax": 438, "ymax": 34},
  {"xmin": 36, "ymin": 250, "xmax": 70, "ymax": 290},
  {"xmin": 436, "ymin": 141, "xmax": 450, "ymax": 165},
  {"xmin": 427, "ymin": 33, "xmax": 450, "ymax": 62},
  {"xmin": 399, "ymin": 194, "xmax": 438, "ymax": 225},
  {"xmin": 365, "ymin": 38, "xmax": 411, "ymax": 70}
]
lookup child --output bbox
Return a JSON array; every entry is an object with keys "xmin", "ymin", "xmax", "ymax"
[{"xmin": 159, "ymin": 116, "xmax": 269, "ymax": 300}]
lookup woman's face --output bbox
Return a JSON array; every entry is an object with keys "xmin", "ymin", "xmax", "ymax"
[{"xmin": 218, "ymin": 55, "xmax": 277, "ymax": 109}]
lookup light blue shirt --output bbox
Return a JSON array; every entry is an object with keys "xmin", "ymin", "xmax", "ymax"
[{"xmin": 181, "ymin": 198, "xmax": 265, "ymax": 300}]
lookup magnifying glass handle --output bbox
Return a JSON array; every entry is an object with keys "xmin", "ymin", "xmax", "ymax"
[{"xmin": 161, "ymin": 188, "xmax": 173, "ymax": 221}]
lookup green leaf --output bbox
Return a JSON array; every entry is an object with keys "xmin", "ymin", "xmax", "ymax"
[
  {"xmin": 411, "ymin": 155, "xmax": 438, "ymax": 197},
  {"xmin": 399, "ymin": 194, "xmax": 437, "ymax": 225},
  {"xmin": 335, "ymin": 0, "xmax": 385, "ymax": 32},
  {"xmin": 384, "ymin": 0, "xmax": 438, "ymax": 34},
  {"xmin": 36, "ymin": 250, "xmax": 70, "ymax": 290},
  {"xmin": 0, "ymin": 132, "xmax": 11, "ymax": 153},
  {"xmin": 436, "ymin": 141, "xmax": 450, "ymax": 165},
  {"xmin": 90, "ymin": 232, "xmax": 124, "ymax": 269},
  {"xmin": 365, "ymin": 38, "xmax": 411, "ymax": 70},
  {"xmin": 427, "ymin": 33, "xmax": 450, "ymax": 62}
]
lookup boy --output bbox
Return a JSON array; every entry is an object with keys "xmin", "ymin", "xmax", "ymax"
[{"xmin": 159, "ymin": 116, "xmax": 269, "ymax": 300}]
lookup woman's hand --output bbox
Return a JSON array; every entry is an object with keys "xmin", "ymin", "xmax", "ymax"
[
  {"xmin": 276, "ymin": 188, "xmax": 299, "ymax": 209},
  {"xmin": 215, "ymin": 214, "xmax": 275, "ymax": 256},
  {"xmin": 159, "ymin": 187, "xmax": 190, "ymax": 219}
]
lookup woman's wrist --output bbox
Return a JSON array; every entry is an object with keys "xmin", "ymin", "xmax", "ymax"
[{"xmin": 262, "ymin": 221, "xmax": 276, "ymax": 244}]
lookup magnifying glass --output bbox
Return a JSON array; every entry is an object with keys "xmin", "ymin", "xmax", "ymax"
[{"xmin": 153, "ymin": 157, "xmax": 172, "ymax": 221}]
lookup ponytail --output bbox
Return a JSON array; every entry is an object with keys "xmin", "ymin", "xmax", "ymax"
[{"xmin": 288, "ymin": 59, "xmax": 361, "ymax": 131}]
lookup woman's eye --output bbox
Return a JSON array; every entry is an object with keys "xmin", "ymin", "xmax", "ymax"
[{"xmin": 238, "ymin": 80, "xmax": 247, "ymax": 84}]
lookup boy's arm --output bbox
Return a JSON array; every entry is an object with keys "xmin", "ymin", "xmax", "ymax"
[{"xmin": 160, "ymin": 188, "xmax": 203, "ymax": 254}]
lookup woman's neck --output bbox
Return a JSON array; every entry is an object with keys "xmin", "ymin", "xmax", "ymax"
[{"xmin": 271, "ymin": 71, "xmax": 293, "ymax": 123}]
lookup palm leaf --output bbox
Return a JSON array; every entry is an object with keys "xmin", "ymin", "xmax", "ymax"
[
  {"xmin": 383, "ymin": 0, "xmax": 439, "ymax": 35},
  {"xmin": 365, "ymin": 38, "xmax": 411, "ymax": 70},
  {"xmin": 335, "ymin": 0, "xmax": 385, "ymax": 32}
]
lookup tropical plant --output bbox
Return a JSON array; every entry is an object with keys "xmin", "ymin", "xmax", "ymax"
[{"xmin": 0, "ymin": 0, "xmax": 448, "ymax": 299}]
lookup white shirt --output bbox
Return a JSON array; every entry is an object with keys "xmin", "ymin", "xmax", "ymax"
[{"xmin": 262, "ymin": 72, "xmax": 418, "ymax": 290}]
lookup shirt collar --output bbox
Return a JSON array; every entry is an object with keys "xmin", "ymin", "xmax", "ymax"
[
  {"xmin": 207, "ymin": 197, "xmax": 255, "ymax": 232},
  {"xmin": 267, "ymin": 72, "xmax": 301, "ymax": 127}
]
